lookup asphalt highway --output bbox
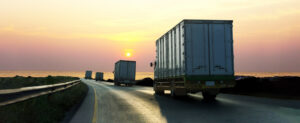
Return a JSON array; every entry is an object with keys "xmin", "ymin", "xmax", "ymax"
[{"xmin": 70, "ymin": 79, "xmax": 300, "ymax": 123}]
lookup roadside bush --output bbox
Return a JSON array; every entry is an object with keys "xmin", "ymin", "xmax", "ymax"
[
  {"xmin": 106, "ymin": 79, "xmax": 114, "ymax": 82},
  {"xmin": 135, "ymin": 77, "xmax": 153, "ymax": 87}
]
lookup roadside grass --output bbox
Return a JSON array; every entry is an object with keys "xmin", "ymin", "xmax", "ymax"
[
  {"xmin": 0, "ymin": 82, "xmax": 88, "ymax": 123},
  {"xmin": 0, "ymin": 76, "xmax": 79, "ymax": 89}
]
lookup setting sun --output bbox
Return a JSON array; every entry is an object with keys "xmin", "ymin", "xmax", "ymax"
[
  {"xmin": 126, "ymin": 52, "xmax": 131, "ymax": 57},
  {"xmin": 124, "ymin": 49, "xmax": 133, "ymax": 58}
]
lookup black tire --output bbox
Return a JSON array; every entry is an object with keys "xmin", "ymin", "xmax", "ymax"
[{"xmin": 202, "ymin": 92, "xmax": 217, "ymax": 101}]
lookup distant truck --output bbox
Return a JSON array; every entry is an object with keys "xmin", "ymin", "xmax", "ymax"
[
  {"xmin": 85, "ymin": 70, "xmax": 93, "ymax": 79},
  {"xmin": 95, "ymin": 72, "xmax": 104, "ymax": 81},
  {"xmin": 152, "ymin": 19, "xmax": 235, "ymax": 100},
  {"xmin": 114, "ymin": 60, "xmax": 136, "ymax": 86}
]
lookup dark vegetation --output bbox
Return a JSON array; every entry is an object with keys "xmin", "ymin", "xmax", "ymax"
[
  {"xmin": 106, "ymin": 79, "xmax": 114, "ymax": 82},
  {"xmin": 0, "ymin": 82, "xmax": 88, "ymax": 123},
  {"xmin": 135, "ymin": 76, "xmax": 300, "ymax": 100},
  {"xmin": 135, "ymin": 77, "xmax": 153, "ymax": 86},
  {"xmin": 221, "ymin": 76, "xmax": 300, "ymax": 99},
  {"xmin": 0, "ymin": 76, "xmax": 79, "ymax": 89}
]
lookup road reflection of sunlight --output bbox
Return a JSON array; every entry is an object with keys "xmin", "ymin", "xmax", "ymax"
[
  {"xmin": 189, "ymin": 93, "xmax": 238, "ymax": 104},
  {"xmin": 92, "ymin": 81, "xmax": 168, "ymax": 123}
]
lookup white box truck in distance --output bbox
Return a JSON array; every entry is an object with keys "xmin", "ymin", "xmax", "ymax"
[
  {"xmin": 153, "ymin": 19, "xmax": 235, "ymax": 100},
  {"xmin": 95, "ymin": 72, "xmax": 104, "ymax": 81},
  {"xmin": 114, "ymin": 60, "xmax": 136, "ymax": 86},
  {"xmin": 85, "ymin": 70, "xmax": 92, "ymax": 79}
]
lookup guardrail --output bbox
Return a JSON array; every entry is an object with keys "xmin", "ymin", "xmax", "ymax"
[{"xmin": 0, "ymin": 80, "xmax": 80, "ymax": 107}]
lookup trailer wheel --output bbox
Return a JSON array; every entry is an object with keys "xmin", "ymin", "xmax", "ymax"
[{"xmin": 202, "ymin": 92, "xmax": 217, "ymax": 101}]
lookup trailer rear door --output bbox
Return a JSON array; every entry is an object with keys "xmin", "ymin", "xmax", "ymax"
[
  {"xmin": 127, "ymin": 61, "xmax": 136, "ymax": 81},
  {"xmin": 186, "ymin": 24, "xmax": 210, "ymax": 75},
  {"xmin": 209, "ymin": 24, "xmax": 234, "ymax": 75}
]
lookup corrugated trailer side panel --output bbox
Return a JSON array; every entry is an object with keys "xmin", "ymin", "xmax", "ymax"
[
  {"xmin": 166, "ymin": 34, "xmax": 170, "ymax": 78},
  {"xmin": 171, "ymin": 29, "xmax": 174, "ymax": 77},
  {"xmin": 163, "ymin": 37, "xmax": 166, "ymax": 79},
  {"xmin": 180, "ymin": 22, "xmax": 185, "ymax": 76},
  {"xmin": 172, "ymin": 29, "xmax": 176, "ymax": 77},
  {"xmin": 169, "ymin": 29, "xmax": 173, "ymax": 77},
  {"xmin": 157, "ymin": 39, "xmax": 161, "ymax": 79},
  {"xmin": 160, "ymin": 38, "xmax": 166, "ymax": 78},
  {"xmin": 155, "ymin": 41, "xmax": 158, "ymax": 79},
  {"xmin": 118, "ymin": 62, "xmax": 121, "ymax": 80},
  {"xmin": 162, "ymin": 38, "xmax": 164, "ymax": 78},
  {"xmin": 168, "ymin": 32, "xmax": 172, "ymax": 78},
  {"xmin": 172, "ymin": 28, "xmax": 176, "ymax": 77},
  {"xmin": 158, "ymin": 39, "xmax": 161, "ymax": 78},
  {"xmin": 162, "ymin": 36, "xmax": 165, "ymax": 78},
  {"xmin": 175, "ymin": 25, "xmax": 181, "ymax": 76},
  {"xmin": 155, "ymin": 22, "xmax": 185, "ymax": 79},
  {"xmin": 160, "ymin": 38, "xmax": 163, "ymax": 78},
  {"xmin": 160, "ymin": 39, "xmax": 163, "ymax": 78},
  {"xmin": 163, "ymin": 35, "xmax": 169, "ymax": 78},
  {"xmin": 168, "ymin": 31, "xmax": 172, "ymax": 77}
]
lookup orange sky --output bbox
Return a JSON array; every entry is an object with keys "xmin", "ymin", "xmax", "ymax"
[{"xmin": 0, "ymin": 0, "xmax": 299, "ymax": 72}]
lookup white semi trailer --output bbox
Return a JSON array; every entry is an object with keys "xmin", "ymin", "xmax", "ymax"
[
  {"xmin": 114, "ymin": 60, "xmax": 136, "ymax": 86},
  {"xmin": 153, "ymin": 19, "xmax": 235, "ymax": 100},
  {"xmin": 95, "ymin": 72, "xmax": 104, "ymax": 81},
  {"xmin": 85, "ymin": 70, "xmax": 92, "ymax": 79}
]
